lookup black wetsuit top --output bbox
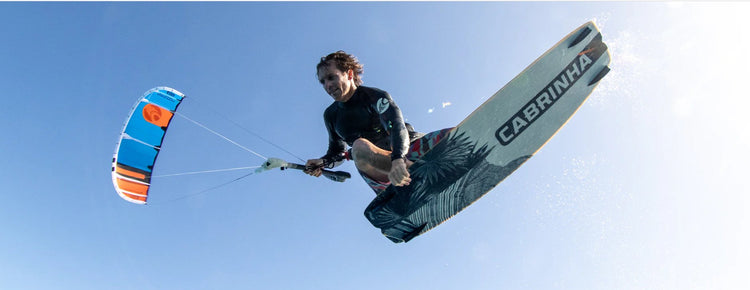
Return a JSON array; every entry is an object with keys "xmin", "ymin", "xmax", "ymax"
[{"xmin": 321, "ymin": 86, "xmax": 422, "ymax": 165}]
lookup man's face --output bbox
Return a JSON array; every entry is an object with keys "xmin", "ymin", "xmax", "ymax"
[{"xmin": 318, "ymin": 64, "xmax": 355, "ymax": 102}]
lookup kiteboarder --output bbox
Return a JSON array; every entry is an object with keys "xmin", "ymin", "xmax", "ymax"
[{"xmin": 304, "ymin": 51, "xmax": 450, "ymax": 194}]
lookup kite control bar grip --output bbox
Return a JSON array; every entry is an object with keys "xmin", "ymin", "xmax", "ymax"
[
  {"xmin": 259, "ymin": 158, "xmax": 351, "ymax": 183},
  {"xmin": 285, "ymin": 162, "xmax": 352, "ymax": 183}
]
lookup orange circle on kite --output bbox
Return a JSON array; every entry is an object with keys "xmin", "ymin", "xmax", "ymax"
[{"xmin": 142, "ymin": 104, "xmax": 172, "ymax": 127}]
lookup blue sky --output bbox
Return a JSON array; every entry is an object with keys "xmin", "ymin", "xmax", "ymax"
[{"xmin": 1, "ymin": 2, "xmax": 748, "ymax": 289}]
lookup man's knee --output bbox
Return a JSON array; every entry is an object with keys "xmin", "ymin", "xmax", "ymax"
[{"xmin": 351, "ymin": 138, "xmax": 372, "ymax": 162}]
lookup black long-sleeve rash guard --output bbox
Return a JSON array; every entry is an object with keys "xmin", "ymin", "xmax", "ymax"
[{"xmin": 321, "ymin": 86, "xmax": 420, "ymax": 166}]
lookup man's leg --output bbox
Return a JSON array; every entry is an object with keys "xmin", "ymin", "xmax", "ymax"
[{"xmin": 350, "ymin": 138, "xmax": 392, "ymax": 183}]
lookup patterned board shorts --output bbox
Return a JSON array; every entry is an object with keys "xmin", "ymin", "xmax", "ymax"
[{"xmin": 360, "ymin": 128, "xmax": 453, "ymax": 195}]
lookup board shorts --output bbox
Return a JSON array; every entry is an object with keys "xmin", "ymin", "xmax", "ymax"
[{"xmin": 359, "ymin": 128, "xmax": 453, "ymax": 195}]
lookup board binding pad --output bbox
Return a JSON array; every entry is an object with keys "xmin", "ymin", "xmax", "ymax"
[{"xmin": 364, "ymin": 21, "xmax": 611, "ymax": 243}]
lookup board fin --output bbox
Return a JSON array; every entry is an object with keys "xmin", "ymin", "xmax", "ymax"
[
  {"xmin": 401, "ymin": 223, "xmax": 428, "ymax": 243},
  {"xmin": 569, "ymin": 26, "xmax": 592, "ymax": 48},
  {"xmin": 383, "ymin": 222, "xmax": 428, "ymax": 243},
  {"xmin": 589, "ymin": 66, "xmax": 611, "ymax": 86}
]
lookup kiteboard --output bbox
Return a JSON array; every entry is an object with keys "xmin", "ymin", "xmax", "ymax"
[{"xmin": 364, "ymin": 21, "xmax": 612, "ymax": 243}]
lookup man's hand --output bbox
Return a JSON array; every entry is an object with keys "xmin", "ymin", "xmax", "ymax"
[
  {"xmin": 389, "ymin": 158, "xmax": 412, "ymax": 186},
  {"xmin": 304, "ymin": 159, "xmax": 325, "ymax": 177}
]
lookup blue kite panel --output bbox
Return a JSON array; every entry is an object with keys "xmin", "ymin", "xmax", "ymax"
[{"xmin": 117, "ymin": 138, "xmax": 159, "ymax": 173}]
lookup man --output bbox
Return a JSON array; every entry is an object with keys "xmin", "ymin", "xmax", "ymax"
[{"xmin": 305, "ymin": 51, "xmax": 450, "ymax": 194}]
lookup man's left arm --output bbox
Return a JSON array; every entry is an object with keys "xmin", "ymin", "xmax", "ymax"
[{"xmin": 373, "ymin": 91, "xmax": 412, "ymax": 186}]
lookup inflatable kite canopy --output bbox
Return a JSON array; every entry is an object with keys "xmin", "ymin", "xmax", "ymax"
[{"xmin": 111, "ymin": 87, "xmax": 185, "ymax": 204}]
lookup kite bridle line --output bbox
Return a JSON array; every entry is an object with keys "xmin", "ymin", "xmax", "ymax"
[
  {"xmin": 159, "ymin": 93, "xmax": 306, "ymax": 178},
  {"xmin": 175, "ymin": 111, "xmax": 268, "ymax": 160},
  {"xmin": 146, "ymin": 95, "xmax": 350, "ymax": 205}
]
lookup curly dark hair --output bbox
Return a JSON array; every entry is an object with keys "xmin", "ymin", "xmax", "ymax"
[{"xmin": 316, "ymin": 50, "xmax": 364, "ymax": 85}]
